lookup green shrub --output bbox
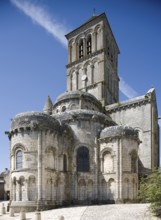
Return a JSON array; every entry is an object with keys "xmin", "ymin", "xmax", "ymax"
[{"xmin": 139, "ymin": 168, "xmax": 161, "ymax": 216}]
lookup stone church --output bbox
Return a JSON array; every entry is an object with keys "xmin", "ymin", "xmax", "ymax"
[{"xmin": 7, "ymin": 13, "xmax": 159, "ymax": 212}]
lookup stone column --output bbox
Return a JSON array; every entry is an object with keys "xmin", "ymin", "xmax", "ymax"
[
  {"xmin": 73, "ymin": 42, "xmax": 77, "ymax": 62},
  {"xmin": 56, "ymin": 180, "xmax": 60, "ymax": 205},
  {"xmin": 119, "ymin": 139, "xmax": 123, "ymax": 201},
  {"xmin": 16, "ymin": 180, "xmax": 21, "ymax": 201},
  {"xmin": 50, "ymin": 179, "xmax": 52, "ymax": 201},
  {"xmin": 12, "ymin": 180, "xmax": 16, "ymax": 201},
  {"xmin": 100, "ymin": 157, "xmax": 104, "ymax": 173},
  {"xmin": 76, "ymin": 70, "xmax": 78, "ymax": 90},
  {"xmin": 99, "ymin": 27, "xmax": 103, "ymax": 49},
  {"xmin": 90, "ymin": 64, "xmax": 94, "ymax": 84},
  {"xmin": 79, "ymin": 96, "xmax": 82, "ymax": 109},
  {"xmin": 94, "ymin": 145, "xmax": 98, "ymax": 200},
  {"xmin": 59, "ymin": 180, "xmax": 63, "ymax": 205},
  {"xmin": 68, "ymin": 45, "xmax": 72, "ymax": 63},
  {"xmin": 83, "ymin": 38, "xmax": 86, "ymax": 57},
  {"xmin": 71, "ymin": 173, "xmax": 75, "ymax": 200},
  {"xmin": 37, "ymin": 130, "xmax": 42, "ymax": 209},
  {"xmin": 74, "ymin": 172, "xmax": 78, "ymax": 200},
  {"xmin": 53, "ymin": 181, "xmax": 57, "ymax": 202},
  {"xmin": 11, "ymin": 154, "xmax": 14, "ymax": 171},
  {"xmin": 10, "ymin": 155, "xmax": 14, "ymax": 202},
  {"xmin": 70, "ymin": 74, "xmax": 72, "ymax": 91},
  {"xmin": 116, "ymin": 139, "xmax": 120, "ymax": 201},
  {"xmin": 112, "ymin": 153, "xmax": 115, "ymax": 172},
  {"xmin": 76, "ymin": 43, "xmax": 79, "ymax": 60},
  {"xmin": 82, "ymin": 67, "xmax": 87, "ymax": 90},
  {"xmin": 92, "ymin": 31, "xmax": 96, "ymax": 52},
  {"xmin": 66, "ymin": 69, "xmax": 70, "ymax": 92},
  {"xmin": 25, "ymin": 179, "xmax": 29, "ymax": 201},
  {"xmin": 116, "ymin": 138, "xmax": 123, "ymax": 203}
]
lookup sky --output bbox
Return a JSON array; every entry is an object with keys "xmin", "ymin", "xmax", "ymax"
[{"xmin": 0, "ymin": 0, "xmax": 161, "ymax": 172}]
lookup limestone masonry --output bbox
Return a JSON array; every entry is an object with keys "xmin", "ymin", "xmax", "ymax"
[{"xmin": 7, "ymin": 13, "xmax": 159, "ymax": 212}]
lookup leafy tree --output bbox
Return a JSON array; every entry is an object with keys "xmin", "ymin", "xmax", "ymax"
[{"xmin": 139, "ymin": 168, "xmax": 161, "ymax": 216}]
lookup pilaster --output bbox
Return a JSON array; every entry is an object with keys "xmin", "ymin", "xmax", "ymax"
[
  {"xmin": 37, "ymin": 130, "xmax": 42, "ymax": 209},
  {"xmin": 92, "ymin": 31, "xmax": 97, "ymax": 52}
]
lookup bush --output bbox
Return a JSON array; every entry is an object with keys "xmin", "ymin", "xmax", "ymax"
[{"xmin": 139, "ymin": 168, "xmax": 161, "ymax": 216}]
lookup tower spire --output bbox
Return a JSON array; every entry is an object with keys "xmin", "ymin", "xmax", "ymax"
[{"xmin": 43, "ymin": 95, "xmax": 53, "ymax": 115}]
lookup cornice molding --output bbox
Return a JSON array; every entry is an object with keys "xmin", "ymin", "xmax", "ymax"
[
  {"xmin": 66, "ymin": 49, "xmax": 104, "ymax": 69},
  {"xmin": 106, "ymin": 98, "xmax": 151, "ymax": 114}
]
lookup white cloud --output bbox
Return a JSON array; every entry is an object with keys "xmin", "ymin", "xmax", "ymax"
[
  {"xmin": 10, "ymin": 0, "xmax": 69, "ymax": 47},
  {"xmin": 158, "ymin": 119, "xmax": 161, "ymax": 127},
  {"xmin": 119, "ymin": 76, "xmax": 138, "ymax": 99}
]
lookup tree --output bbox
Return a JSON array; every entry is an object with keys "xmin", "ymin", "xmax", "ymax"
[{"xmin": 139, "ymin": 168, "xmax": 161, "ymax": 216}]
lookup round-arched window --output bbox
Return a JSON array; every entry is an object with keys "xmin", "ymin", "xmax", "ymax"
[
  {"xmin": 77, "ymin": 146, "xmax": 89, "ymax": 172},
  {"xmin": 62, "ymin": 106, "xmax": 66, "ymax": 112},
  {"xmin": 16, "ymin": 150, "xmax": 23, "ymax": 169},
  {"xmin": 79, "ymin": 39, "xmax": 84, "ymax": 59},
  {"xmin": 87, "ymin": 34, "xmax": 92, "ymax": 55}
]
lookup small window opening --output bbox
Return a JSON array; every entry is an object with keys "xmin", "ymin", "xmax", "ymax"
[
  {"xmin": 79, "ymin": 39, "xmax": 84, "ymax": 59},
  {"xmin": 107, "ymin": 47, "xmax": 110, "ymax": 56},
  {"xmin": 16, "ymin": 150, "xmax": 23, "ymax": 169},
  {"xmin": 87, "ymin": 35, "xmax": 92, "ymax": 55},
  {"xmin": 63, "ymin": 154, "xmax": 67, "ymax": 172},
  {"xmin": 62, "ymin": 106, "xmax": 66, "ymax": 112}
]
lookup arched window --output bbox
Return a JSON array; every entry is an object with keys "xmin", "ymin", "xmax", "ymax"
[
  {"xmin": 16, "ymin": 150, "xmax": 23, "ymax": 169},
  {"xmin": 77, "ymin": 146, "xmax": 89, "ymax": 172},
  {"xmin": 79, "ymin": 39, "xmax": 84, "ymax": 59},
  {"xmin": 62, "ymin": 106, "xmax": 66, "ymax": 112},
  {"xmin": 87, "ymin": 35, "xmax": 92, "ymax": 55},
  {"xmin": 63, "ymin": 154, "xmax": 67, "ymax": 172}
]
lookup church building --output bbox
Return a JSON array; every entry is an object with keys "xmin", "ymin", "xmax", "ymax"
[{"xmin": 7, "ymin": 13, "xmax": 159, "ymax": 212}]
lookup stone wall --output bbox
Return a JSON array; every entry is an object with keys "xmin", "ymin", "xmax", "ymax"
[{"xmin": 106, "ymin": 90, "xmax": 159, "ymax": 175}]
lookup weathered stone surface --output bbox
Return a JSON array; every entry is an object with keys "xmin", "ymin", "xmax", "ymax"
[
  {"xmin": 106, "ymin": 89, "xmax": 159, "ymax": 175},
  {"xmin": 100, "ymin": 125, "xmax": 138, "ymax": 139},
  {"xmin": 11, "ymin": 112, "xmax": 61, "ymax": 131},
  {"xmin": 8, "ymin": 13, "xmax": 159, "ymax": 213}
]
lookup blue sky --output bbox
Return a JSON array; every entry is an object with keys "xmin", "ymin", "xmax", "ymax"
[{"xmin": 0, "ymin": 0, "xmax": 161, "ymax": 172}]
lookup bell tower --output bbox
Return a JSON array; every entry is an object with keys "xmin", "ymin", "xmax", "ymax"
[{"xmin": 65, "ymin": 13, "xmax": 120, "ymax": 106}]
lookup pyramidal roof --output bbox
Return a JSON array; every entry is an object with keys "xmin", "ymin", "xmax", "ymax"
[
  {"xmin": 43, "ymin": 96, "xmax": 53, "ymax": 114},
  {"xmin": 65, "ymin": 13, "xmax": 106, "ymax": 39}
]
